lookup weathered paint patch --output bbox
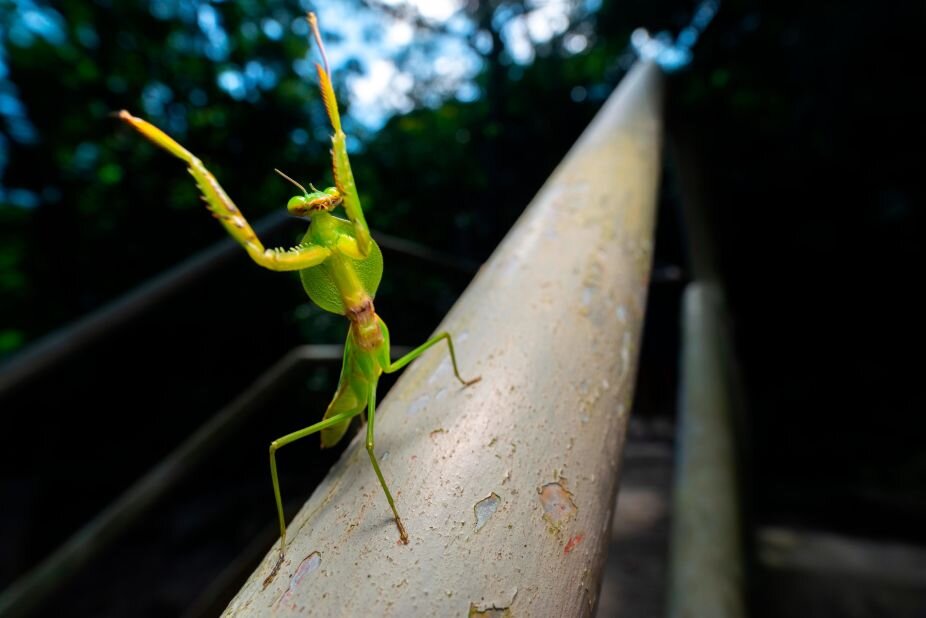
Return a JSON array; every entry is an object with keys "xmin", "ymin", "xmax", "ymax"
[
  {"xmin": 427, "ymin": 357, "xmax": 451, "ymax": 386},
  {"xmin": 407, "ymin": 393, "xmax": 429, "ymax": 416},
  {"xmin": 469, "ymin": 588, "xmax": 518, "ymax": 616},
  {"xmin": 275, "ymin": 552, "xmax": 321, "ymax": 609},
  {"xmin": 564, "ymin": 533, "xmax": 585, "ymax": 554},
  {"xmin": 291, "ymin": 552, "xmax": 321, "ymax": 582},
  {"xmin": 469, "ymin": 603, "xmax": 513, "ymax": 617},
  {"xmin": 538, "ymin": 482, "xmax": 578, "ymax": 528},
  {"xmin": 474, "ymin": 492, "xmax": 501, "ymax": 531},
  {"xmin": 616, "ymin": 303, "xmax": 628, "ymax": 323}
]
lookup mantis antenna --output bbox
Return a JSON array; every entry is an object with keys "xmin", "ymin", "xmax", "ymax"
[{"xmin": 273, "ymin": 168, "xmax": 309, "ymax": 195}]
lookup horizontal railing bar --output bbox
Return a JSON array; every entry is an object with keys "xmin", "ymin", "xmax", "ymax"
[
  {"xmin": 0, "ymin": 344, "xmax": 407, "ymax": 618},
  {"xmin": 667, "ymin": 127, "xmax": 747, "ymax": 617},
  {"xmin": 0, "ymin": 211, "xmax": 290, "ymax": 398},
  {"xmin": 0, "ymin": 210, "xmax": 473, "ymax": 400}
]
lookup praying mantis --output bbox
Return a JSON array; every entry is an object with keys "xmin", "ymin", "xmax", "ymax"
[{"xmin": 117, "ymin": 13, "xmax": 479, "ymax": 562}]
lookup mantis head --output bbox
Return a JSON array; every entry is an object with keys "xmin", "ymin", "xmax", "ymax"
[
  {"xmin": 287, "ymin": 187, "xmax": 342, "ymax": 217},
  {"xmin": 275, "ymin": 169, "xmax": 342, "ymax": 218}
]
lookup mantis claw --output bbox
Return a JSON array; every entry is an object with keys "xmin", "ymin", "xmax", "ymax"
[{"xmin": 396, "ymin": 517, "xmax": 409, "ymax": 544}]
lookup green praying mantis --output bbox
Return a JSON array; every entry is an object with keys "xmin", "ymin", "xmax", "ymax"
[{"xmin": 117, "ymin": 13, "xmax": 479, "ymax": 561}]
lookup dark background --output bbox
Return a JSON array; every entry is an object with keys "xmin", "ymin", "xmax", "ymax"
[{"xmin": 1, "ymin": 0, "xmax": 923, "ymax": 615}]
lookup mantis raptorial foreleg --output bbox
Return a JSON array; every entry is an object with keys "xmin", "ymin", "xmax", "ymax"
[
  {"xmin": 384, "ymin": 332, "xmax": 482, "ymax": 387},
  {"xmin": 118, "ymin": 111, "xmax": 331, "ymax": 271},
  {"xmin": 308, "ymin": 13, "xmax": 373, "ymax": 257},
  {"xmin": 364, "ymin": 381, "xmax": 408, "ymax": 543}
]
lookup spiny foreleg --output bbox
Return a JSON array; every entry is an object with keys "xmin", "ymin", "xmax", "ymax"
[{"xmin": 118, "ymin": 111, "xmax": 330, "ymax": 271}]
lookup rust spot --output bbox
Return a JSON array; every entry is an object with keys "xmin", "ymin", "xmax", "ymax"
[
  {"xmin": 345, "ymin": 501, "xmax": 368, "ymax": 536},
  {"xmin": 262, "ymin": 551, "xmax": 285, "ymax": 589},
  {"xmin": 474, "ymin": 492, "xmax": 501, "ymax": 531},
  {"xmin": 538, "ymin": 481, "xmax": 577, "ymax": 528},
  {"xmin": 564, "ymin": 533, "xmax": 585, "ymax": 554},
  {"xmin": 469, "ymin": 603, "xmax": 512, "ymax": 617}
]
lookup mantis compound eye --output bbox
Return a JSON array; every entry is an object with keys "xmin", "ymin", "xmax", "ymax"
[{"xmin": 287, "ymin": 195, "xmax": 310, "ymax": 216}]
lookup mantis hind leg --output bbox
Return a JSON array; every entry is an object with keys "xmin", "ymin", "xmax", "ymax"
[
  {"xmin": 364, "ymin": 381, "xmax": 409, "ymax": 544},
  {"xmin": 383, "ymin": 331, "xmax": 481, "ymax": 386},
  {"xmin": 268, "ymin": 402, "xmax": 362, "ymax": 561}
]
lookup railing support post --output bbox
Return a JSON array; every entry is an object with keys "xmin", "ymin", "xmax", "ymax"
[
  {"xmin": 225, "ymin": 62, "xmax": 663, "ymax": 616},
  {"xmin": 668, "ymin": 129, "xmax": 747, "ymax": 617}
]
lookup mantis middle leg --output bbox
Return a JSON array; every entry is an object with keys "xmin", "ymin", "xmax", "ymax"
[
  {"xmin": 384, "ymin": 332, "xmax": 481, "ymax": 387},
  {"xmin": 364, "ymin": 381, "xmax": 409, "ymax": 544}
]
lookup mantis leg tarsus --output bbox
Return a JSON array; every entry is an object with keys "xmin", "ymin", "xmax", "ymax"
[
  {"xmin": 365, "ymin": 381, "xmax": 409, "ymax": 544},
  {"xmin": 384, "ymin": 331, "xmax": 481, "ymax": 387},
  {"xmin": 461, "ymin": 374, "xmax": 482, "ymax": 387}
]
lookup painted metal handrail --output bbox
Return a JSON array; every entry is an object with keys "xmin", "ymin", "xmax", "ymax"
[
  {"xmin": 224, "ymin": 62, "xmax": 664, "ymax": 616},
  {"xmin": 668, "ymin": 130, "xmax": 747, "ymax": 617}
]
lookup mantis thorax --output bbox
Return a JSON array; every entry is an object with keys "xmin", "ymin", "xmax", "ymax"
[{"xmin": 306, "ymin": 210, "xmax": 341, "ymax": 247}]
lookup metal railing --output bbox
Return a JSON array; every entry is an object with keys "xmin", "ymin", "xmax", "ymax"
[
  {"xmin": 223, "ymin": 61, "xmax": 664, "ymax": 616},
  {"xmin": 667, "ymin": 132, "xmax": 747, "ymax": 617},
  {"xmin": 670, "ymin": 283, "xmax": 746, "ymax": 618}
]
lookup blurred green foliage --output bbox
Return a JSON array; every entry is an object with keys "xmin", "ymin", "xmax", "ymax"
[{"xmin": 0, "ymin": 0, "xmax": 643, "ymax": 359}]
